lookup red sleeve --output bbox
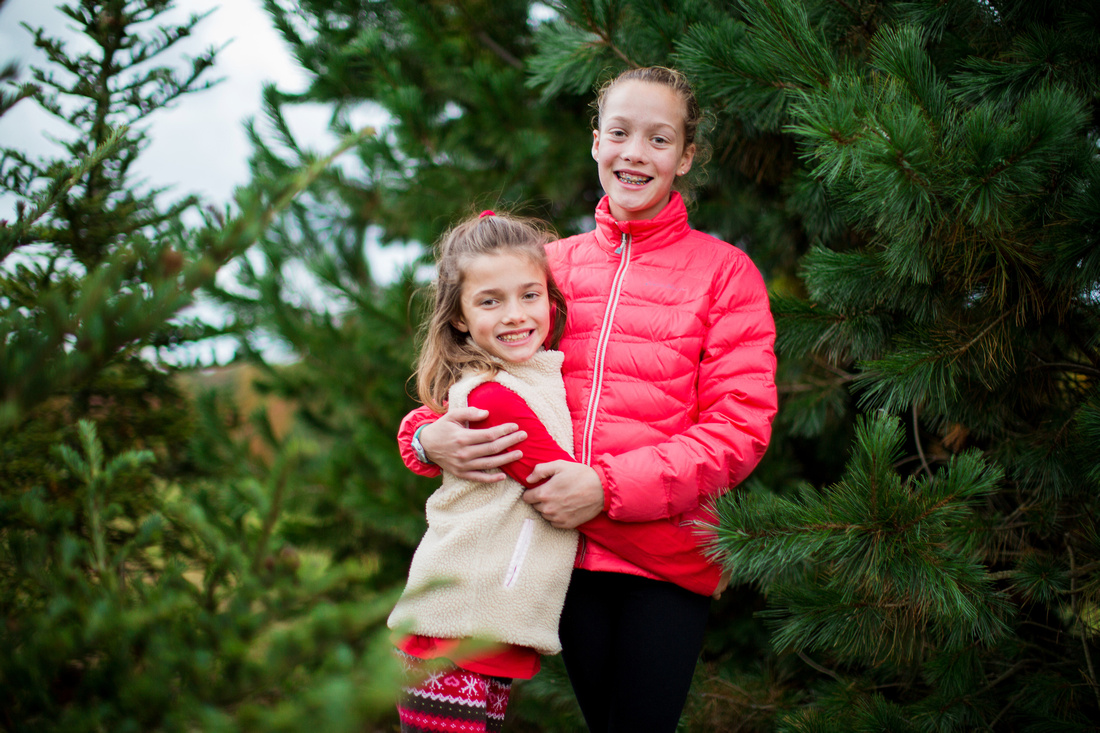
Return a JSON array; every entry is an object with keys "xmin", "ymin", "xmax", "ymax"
[
  {"xmin": 466, "ymin": 382, "xmax": 573, "ymax": 487},
  {"xmin": 397, "ymin": 406, "xmax": 443, "ymax": 478}
]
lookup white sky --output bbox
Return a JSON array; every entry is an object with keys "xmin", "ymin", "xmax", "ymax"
[
  {"xmin": 0, "ymin": 0, "xmax": 421, "ymax": 364},
  {"xmin": 0, "ymin": 0, "xmax": 327, "ymax": 206}
]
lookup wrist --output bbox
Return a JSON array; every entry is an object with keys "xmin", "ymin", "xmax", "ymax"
[
  {"xmin": 592, "ymin": 464, "xmax": 611, "ymax": 513},
  {"xmin": 411, "ymin": 424, "xmax": 434, "ymax": 465}
]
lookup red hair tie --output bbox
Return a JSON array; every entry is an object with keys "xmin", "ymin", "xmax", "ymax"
[{"xmin": 479, "ymin": 210, "xmax": 495, "ymax": 218}]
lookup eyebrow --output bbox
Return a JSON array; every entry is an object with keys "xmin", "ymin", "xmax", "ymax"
[
  {"xmin": 604, "ymin": 115, "xmax": 679, "ymax": 133},
  {"xmin": 469, "ymin": 282, "xmax": 545, "ymax": 297}
]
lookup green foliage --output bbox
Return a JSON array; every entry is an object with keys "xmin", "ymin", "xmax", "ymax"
[
  {"xmin": 257, "ymin": 0, "xmax": 596, "ymax": 244},
  {"xmin": 1, "ymin": 1, "xmax": 401, "ymax": 729},
  {"xmin": 715, "ymin": 414, "xmax": 1008, "ymax": 662},
  {"xmin": 0, "ymin": 419, "xmax": 401, "ymax": 731},
  {"xmin": 0, "ymin": 0, "xmax": 220, "ymax": 425},
  {"xmin": 527, "ymin": 0, "xmax": 1100, "ymax": 728},
  {"xmin": 8, "ymin": 0, "xmax": 1095, "ymax": 729}
]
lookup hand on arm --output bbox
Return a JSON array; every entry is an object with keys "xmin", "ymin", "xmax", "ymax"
[
  {"xmin": 522, "ymin": 462, "xmax": 605, "ymax": 529},
  {"xmin": 461, "ymin": 387, "xmax": 721, "ymax": 594},
  {"xmin": 417, "ymin": 406, "xmax": 527, "ymax": 482},
  {"xmin": 463, "ymin": 383, "xmax": 605, "ymax": 529}
]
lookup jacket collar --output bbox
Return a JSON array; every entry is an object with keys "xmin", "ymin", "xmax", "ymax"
[{"xmin": 593, "ymin": 192, "xmax": 692, "ymax": 255}]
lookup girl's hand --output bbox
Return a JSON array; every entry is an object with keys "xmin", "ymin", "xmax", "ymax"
[
  {"xmin": 523, "ymin": 462, "xmax": 604, "ymax": 529},
  {"xmin": 419, "ymin": 407, "xmax": 526, "ymax": 482}
]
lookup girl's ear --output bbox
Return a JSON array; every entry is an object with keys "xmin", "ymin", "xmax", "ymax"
[
  {"xmin": 452, "ymin": 317, "xmax": 469, "ymax": 333},
  {"xmin": 678, "ymin": 143, "xmax": 696, "ymax": 176},
  {"xmin": 591, "ymin": 129, "xmax": 600, "ymax": 160}
]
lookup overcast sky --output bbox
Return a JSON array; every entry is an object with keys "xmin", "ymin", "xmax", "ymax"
[
  {"xmin": 1, "ymin": 0, "xmax": 419, "ymax": 364},
  {"xmin": 0, "ymin": 0, "xmax": 332, "ymax": 206}
]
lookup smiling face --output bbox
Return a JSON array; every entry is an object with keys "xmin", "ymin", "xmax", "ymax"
[
  {"xmin": 592, "ymin": 79, "xmax": 696, "ymax": 222},
  {"xmin": 452, "ymin": 251, "xmax": 551, "ymax": 364}
]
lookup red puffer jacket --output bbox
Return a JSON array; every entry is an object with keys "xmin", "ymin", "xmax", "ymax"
[{"xmin": 399, "ymin": 193, "xmax": 777, "ymax": 593}]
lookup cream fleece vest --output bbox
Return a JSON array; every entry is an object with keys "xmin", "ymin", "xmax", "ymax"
[{"xmin": 387, "ymin": 350, "xmax": 578, "ymax": 656}]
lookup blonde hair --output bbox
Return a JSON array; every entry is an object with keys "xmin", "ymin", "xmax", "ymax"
[
  {"xmin": 592, "ymin": 66, "xmax": 711, "ymax": 193},
  {"xmin": 414, "ymin": 213, "xmax": 566, "ymax": 413}
]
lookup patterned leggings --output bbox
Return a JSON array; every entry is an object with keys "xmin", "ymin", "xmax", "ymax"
[{"xmin": 396, "ymin": 651, "xmax": 513, "ymax": 733}]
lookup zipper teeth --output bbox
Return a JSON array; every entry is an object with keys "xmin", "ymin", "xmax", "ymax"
[{"xmin": 581, "ymin": 231, "xmax": 630, "ymax": 465}]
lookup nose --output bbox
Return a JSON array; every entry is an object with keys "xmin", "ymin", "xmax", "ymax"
[
  {"xmin": 502, "ymin": 299, "xmax": 526, "ymax": 323},
  {"xmin": 621, "ymin": 135, "xmax": 647, "ymax": 163}
]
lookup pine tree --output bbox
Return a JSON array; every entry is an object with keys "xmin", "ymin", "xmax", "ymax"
[
  {"xmin": 0, "ymin": 0, "xmax": 223, "ymax": 437},
  {"xmin": 0, "ymin": 2, "xmax": 401, "ymax": 729},
  {"xmin": 224, "ymin": 0, "xmax": 1100, "ymax": 729},
  {"xmin": 474, "ymin": 0, "xmax": 1100, "ymax": 728},
  {"xmin": 257, "ymin": 0, "xmax": 598, "ymax": 240}
]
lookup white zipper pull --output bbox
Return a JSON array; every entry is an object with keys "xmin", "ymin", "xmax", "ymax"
[
  {"xmin": 615, "ymin": 231, "xmax": 627, "ymax": 255},
  {"xmin": 504, "ymin": 518, "xmax": 536, "ymax": 588}
]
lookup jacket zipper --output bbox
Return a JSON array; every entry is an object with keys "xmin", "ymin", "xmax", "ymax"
[
  {"xmin": 581, "ymin": 230, "xmax": 631, "ymax": 463},
  {"xmin": 577, "ymin": 230, "xmax": 631, "ymax": 565}
]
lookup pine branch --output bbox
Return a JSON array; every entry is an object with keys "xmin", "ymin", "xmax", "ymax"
[
  {"xmin": 710, "ymin": 413, "xmax": 1008, "ymax": 664},
  {"xmin": 0, "ymin": 129, "xmax": 126, "ymax": 261},
  {"xmin": 475, "ymin": 30, "xmax": 523, "ymax": 69},
  {"xmin": 742, "ymin": 0, "xmax": 835, "ymax": 89},
  {"xmin": 912, "ymin": 404, "xmax": 932, "ymax": 479},
  {"xmin": 1066, "ymin": 540, "xmax": 1100, "ymax": 709}
]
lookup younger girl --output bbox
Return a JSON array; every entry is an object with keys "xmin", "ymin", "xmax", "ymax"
[{"xmin": 387, "ymin": 211, "xmax": 578, "ymax": 733}]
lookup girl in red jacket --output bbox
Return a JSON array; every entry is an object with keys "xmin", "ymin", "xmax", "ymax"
[{"xmin": 399, "ymin": 67, "xmax": 777, "ymax": 732}]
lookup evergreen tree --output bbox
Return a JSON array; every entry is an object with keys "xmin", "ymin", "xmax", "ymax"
[
  {"xmin": 0, "ymin": 2, "xmax": 401, "ymax": 729},
  {"xmin": 256, "ymin": 0, "xmax": 598, "ymax": 240},
  {"xmin": 226, "ymin": 0, "xmax": 1100, "ymax": 729},
  {"xmin": 0, "ymin": 0, "xmax": 222, "ymax": 439},
  {"xmin": 529, "ymin": 0, "xmax": 1100, "ymax": 728}
]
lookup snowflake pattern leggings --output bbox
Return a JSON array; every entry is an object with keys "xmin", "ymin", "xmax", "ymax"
[{"xmin": 395, "ymin": 651, "xmax": 513, "ymax": 733}]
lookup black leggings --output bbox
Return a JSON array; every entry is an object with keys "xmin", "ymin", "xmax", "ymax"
[{"xmin": 558, "ymin": 568, "xmax": 711, "ymax": 732}]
